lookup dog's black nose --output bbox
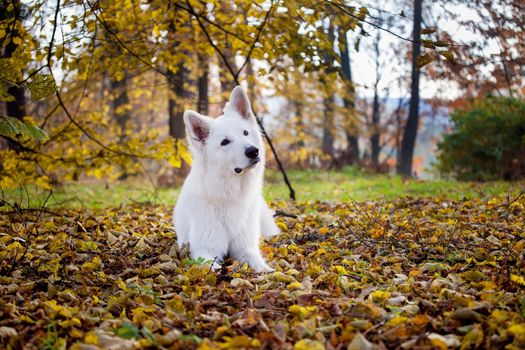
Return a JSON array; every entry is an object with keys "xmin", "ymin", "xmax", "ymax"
[{"xmin": 245, "ymin": 146, "xmax": 259, "ymax": 160}]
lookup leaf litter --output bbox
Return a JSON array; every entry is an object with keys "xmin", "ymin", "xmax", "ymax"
[{"xmin": 0, "ymin": 195, "xmax": 524, "ymax": 349}]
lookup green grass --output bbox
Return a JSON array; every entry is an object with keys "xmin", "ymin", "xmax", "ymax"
[
  {"xmin": 264, "ymin": 167, "xmax": 523, "ymax": 202},
  {"xmin": 3, "ymin": 167, "xmax": 523, "ymax": 209}
]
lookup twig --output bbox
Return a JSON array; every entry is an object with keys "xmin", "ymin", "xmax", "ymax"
[
  {"xmin": 274, "ymin": 210, "xmax": 298, "ymax": 219},
  {"xmin": 174, "ymin": 3, "xmax": 250, "ymax": 44},
  {"xmin": 324, "ymin": 0, "xmax": 416, "ymax": 43},
  {"xmin": 234, "ymin": 2, "xmax": 274, "ymax": 80},
  {"xmin": 47, "ymin": 0, "xmax": 61, "ymax": 65}
]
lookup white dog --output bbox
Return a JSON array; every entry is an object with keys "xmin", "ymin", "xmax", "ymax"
[{"xmin": 173, "ymin": 86, "xmax": 280, "ymax": 272}]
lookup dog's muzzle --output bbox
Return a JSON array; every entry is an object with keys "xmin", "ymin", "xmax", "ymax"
[{"xmin": 234, "ymin": 157, "xmax": 260, "ymax": 174}]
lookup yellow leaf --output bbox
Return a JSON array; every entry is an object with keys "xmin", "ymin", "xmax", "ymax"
[
  {"xmin": 116, "ymin": 278, "xmax": 128, "ymax": 291},
  {"xmin": 19, "ymin": 315, "xmax": 35, "ymax": 324},
  {"xmin": 294, "ymin": 339, "xmax": 325, "ymax": 350},
  {"xmin": 269, "ymin": 271, "xmax": 296, "ymax": 283},
  {"xmin": 69, "ymin": 328, "xmax": 84, "ymax": 338},
  {"xmin": 277, "ymin": 222, "xmax": 288, "ymax": 232},
  {"xmin": 460, "ymin": 325, "xmax": 483, "ymax": 350},
  {"xmin": 386, "ymin": 316, "xmax": 409, "ymax": 327},
  {"xmin": 508, "ymin": 324, "xmax": 525, "ymax": 337},
  {"xmin": 370, "ymin": 227, "xmax": 385, "ymax": 238},
  {"xmin": 84, "ymin": 331, "xmax": 98, "ymax": 345},
  {"xmin": 439, "ymin": 50, "xmax": 454, "ymax": 63},
  {"xmin": 59, "ymin": 317, "xmax": 82, "ymax": 328},
  {"xmin": 81, "ymin": 256, "xmax": 102, "ymax": 272},
  {"xmin": 287, "ymin": 281, "xmax": 304, "ymax": 290},
  {"xmin": 132, "ymin": 306, "xmax": 155, "ymax": 323},
  {"xmin": 5, "ymin": 242, "xmax": 24, "ymax": 259},
  {"xmin": 416, "ymin": 53, "xmax": 434, "ymax": 68},
  {"xmin": 45, "ymin": 300, "xmax": 72, "ymax": 318},
  {"xmin": 219, "ymin": 335, "xmax": 253, "ymax": 348},
  {"xmin": 511, "ymin": 274, "xmax": 525, "ymax": 286},
  {"xmin": 288, "ymin": 305, "xmax": 317, "ymax": 318},
  {"xmin": 370, "ymin": 290, "xmax": 390, "ymax": 301},
  {"xmin": 428, "ymin": 334, "xmax": 448, "ymax": 350}
]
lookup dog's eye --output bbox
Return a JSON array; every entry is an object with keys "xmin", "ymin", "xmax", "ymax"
[
  {"xmin": 220, "ymin": 139, "xmax": 230, "ymax": 146},
  {"xmin": 243, "ymin": 130, "xmax": 249, "ymax": 136}
]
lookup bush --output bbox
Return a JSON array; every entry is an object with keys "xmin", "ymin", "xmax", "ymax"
[{"xmin": 437, "ymin": 96, "xmax": 525, "ymax": 180}]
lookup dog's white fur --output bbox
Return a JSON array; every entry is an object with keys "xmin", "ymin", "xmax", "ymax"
[{"xmin": 173, "ymin": 86, "xmax": 280, "ymax": 272}]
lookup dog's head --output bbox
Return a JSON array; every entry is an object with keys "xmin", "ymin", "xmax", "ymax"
[{"xmin": 184, "ymin": 86, "xmax": 264, "ymax": 175}]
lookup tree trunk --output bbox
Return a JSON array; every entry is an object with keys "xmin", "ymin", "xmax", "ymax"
[
  {"xmin": 370, "ymin": 30, "xmax": 381, "ymax": 169},
  {"xmin": 371, "ymin": 89, "xmax": 380, "ymax": 168},
  {"xmin": 1, "ymin": 0, "xmax": 26, "ymax": 151},
  {"xmin": 246, "ymin": 58, "xmax": 256, "ymax": 104},
  {"xmin": 219, "ymin": 39, "xmax": 237, "ymax": 95},
  {"xmin": 294, "ymin": 100, "xmax": 305, "ymax": 149},
  {"xmin": 398, "ymin": 0, "xmax": 422, "ymax": 176},
  {"xmin": 168, "ymin": 61, "xmax": 187, "ymax": 140},
  {"xmin": 197, "ymin": 54, "xmax": 209, "ymax": 115},
  {"xmin": 321, "ymin": 92, "xmax": 335, "ymax": 161},
  {"xmin": 321, "ymin": 21, "xmax": 336, "ymax": 165},
  {"xmin": 339, "ymin": 28, "xmax": 359, "ymax": 165},
  {"xmin": 109, "ymin": 71, "xmax": 130, "ymax": 143},
  {"xmin": 243, "ymin": 9, "xmax": 256, "ymax": 104},
  {"xmin": 218, "ymin": 2, "xmax": 237, "ymax": 95}
]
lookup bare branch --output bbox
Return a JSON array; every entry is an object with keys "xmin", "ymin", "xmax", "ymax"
[
  {"xmin": 234, "ymin": 2, "xmax": 275, "ymax": 80},
  {"xmin": 174, "ymin": 3, "xmax": 250, "ymax": 44},
  {"xmin": 187, "ymin": 0, "xmax": 296, "ymax": 200}
]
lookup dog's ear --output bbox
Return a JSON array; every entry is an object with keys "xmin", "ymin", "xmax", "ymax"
[
  {"xmin": 184, "ymin": 110, "xmax": 210, "ymax": 144},
  {"xmin": 225, "ymin": 86, "xmax": 255, "ymax": 122}
]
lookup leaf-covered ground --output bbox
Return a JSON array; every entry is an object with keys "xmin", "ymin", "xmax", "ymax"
[{"xmin": 1, "ymin": 195, "xmax": 524, "ymax": 349}]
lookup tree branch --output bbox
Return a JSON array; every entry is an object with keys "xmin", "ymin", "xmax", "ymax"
[
  {"xmin": 188, "ymin": 0, "xmax": 296, "ymax": 200},
  {"xmin": 173, "ymin": 3, "xmax": 250, "ymax": 44},
  {"xmin": 234, "ymin": 2, "xmax": 274, "ymax": 80}
]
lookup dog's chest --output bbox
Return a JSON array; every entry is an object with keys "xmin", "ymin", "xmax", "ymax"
[{"xmin": 212, "ymin": 198, "xmax": 258, "ymax": 235}]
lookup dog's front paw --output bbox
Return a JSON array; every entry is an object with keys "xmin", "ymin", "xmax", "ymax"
[
  {"xmin": 210, "ymin": 261, "xmax": 222, "ymax": 271},
  {"xmin": 252, "ymin": 262, "xmax": 274, "ymax": 273}
]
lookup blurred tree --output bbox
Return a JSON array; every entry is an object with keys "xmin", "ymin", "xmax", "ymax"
[
  {"xmin": 370, "ymin": 27, "xmax": 381, "ymax": 169},
  {"xmin": 197, "ymin": 53, "xmax": 209, "ymax": 115},
  {"xmin": 398, "ymin": 0, "xmax": 422, "ymax": 177},
  {"xmin": 338, "ymin": 28, "xmax": 360, "ymax": 166},
  {"xmin": 321, "ymin": 21, "xmax": 336, "ymax": 165},
  {"xmin": 217, "ymin": 2, "xmax": 237, "ymax": 98},
  {"xmin": 439, "ymin": 0, "xmax": 524, "ymax": 98}
]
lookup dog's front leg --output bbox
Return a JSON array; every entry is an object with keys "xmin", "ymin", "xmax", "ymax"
[
  {"xmin": 190, "ymin": 248, "xmax": 223, "ymax": 270},
  {"xmin": 231, "ymin": 246, "xmax": 274, "ymax": 273},
  {"xmin": 189, "ymin": 229, "xmax": 227, "ymax": 270}
]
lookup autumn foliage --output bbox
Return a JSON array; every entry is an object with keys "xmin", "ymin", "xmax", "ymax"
[{"xmin": 1, "ymin": 195, "xmax": 525, "ymax": 349}]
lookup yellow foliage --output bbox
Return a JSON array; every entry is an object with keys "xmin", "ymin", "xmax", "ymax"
[
  {"xmin": 81, "ymin": 256, "xmax": 102, "ymax": 272},
  {"xmin": 510, "ymin": 274, "xmax": 525, "ymax": 286},
  {"xmin": 287, "ymin": 281, "xmax": 304, "ymax": 290},
  {"xmin": 288, "ymin": 305, "xmax": 318, "ymax": 318},
  {"xmin": 294, "ymin": 339, "xmax": 325, "ymax": 350},
  {"xmin": 84, "ymin": 331, "xmax": 98, "ymax": 345},
  {"xmin": 508, "ymin": 324, "xmax": 525, "ymax": 338},
  {"xmin": 45, "ymin": 300, "xmax": 73, "ymax": 318},
  {"xmin": 386, "ymin": 316, "xmax": 409, "ymax": 327},
  {"xmin": 370, "ymin": 290, "xmax": 390, "ymax": 301}
]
